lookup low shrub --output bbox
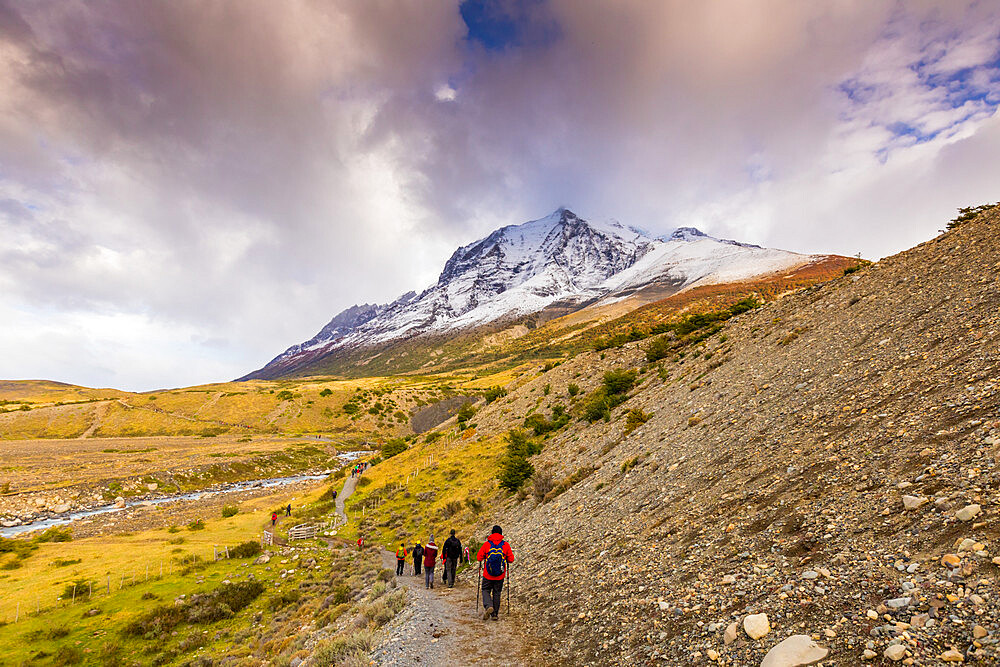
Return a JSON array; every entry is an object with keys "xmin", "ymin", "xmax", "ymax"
[
  {"xmin": 221, "ymin": 505, "xmax": 239, "ymax": 518},
  {"xmin": 484, "ymin": 386, "xmax": 507, "ymax": 404},
  {"xmin": 382, "ymin": 438, "xmax": 407, "ymax": 458},
  {"xmin": 229, "ymin": 541, "xmax": 262, "ymax": 559},
  {"xmin": 624, "ymin": 408, "xmax": 652, "ymax": 435},
  {"xmin": 497, "ymin": 429, "xmax": 541, "ymax": 493},
  {"xmin": 187, "ymin": 519, "xmax": 205, "ymax": 531}
]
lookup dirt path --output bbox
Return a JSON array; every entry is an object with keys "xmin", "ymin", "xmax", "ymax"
[
  {"xmin": 335, "ymin": 475, "xmax": 356, "ymax": 527},
  {"xmin": 78, "ymin": 400, "xmax": 112, "ymax": 439},
  {"xmin": 370, "ymin": 550, "xmax": 544, "ymax": 666}
]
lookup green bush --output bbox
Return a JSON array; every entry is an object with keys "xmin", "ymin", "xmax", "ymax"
[
  {"xmin": 456, "ymin": 402, "xmax": 477, "ymax": 424},
  {"xmin": 567, "ymin": 383, "xmax": 580, "ymax": 397},
  {"xmin": 319, "ymin": 388, "xmax": 333, "ymax": 397},
  {"xmin": 624, "ymin": 408, "xmax": 652, "ymax": 434},
  {"xmin": 187, "ymin": 519, "xmax": 205, "ymax": 531},
  {"xmin": 35, "ymin": 527, "xmax": 73, "ymax": 543},
  {"xmin": 645, "ymin": 335, "xmax": 673, "ymax": 362},
  {"xmin": 229, "ymin": 541, "xmax": 262, "ymax": 559},
  {"xmin": 276, "ymin": 390, "xmax": 295, "ymax": 401},
  {"xmin": 602, "ymin": 369, "xmax": 637, "ymax": 395},
  {"xmin": 382, "ymin": 438, "xmax": 407, "ymax": 458},
  {"xmin": 497, "ymin": 429, "xmax": 541, "ymax": 493},
  {"xmin": 484, "ymin": 386, "xmax": 507, "ymax": 404},
  {"xmin": 221, "ymin": 505, "xmax": 238, "ymax": 518}
]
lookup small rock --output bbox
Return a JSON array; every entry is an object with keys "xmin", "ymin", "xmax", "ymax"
[
  {"xmin": 886, "ymin": 597, "xmax": 911, "ymax": 609},
  {"xmin": 863, "ymin": 649, "xmax": 877, "ymax": 660},
  {"xmin": 760, "ymin": 635, "xmax": 828, "ymax": 667},
  {"xmin": 724, "ymin": 621, "xmax": 738, "ymax": 645},
  {"xmin": 147, "ymin": 483, "xmax": 158, "ymax": 491},
  {"xmin": 721, "ymin": 574, "xmax": 736, "ymax": 585},
  {"xmin": 884, "ymin": 644, "xmax": 907, "ymax": 661},
  {"xmin": 801, "ymin": 570, "xmax": 819, "ymax": 580},
  {"xmin": 744, "ymin": 613, "xmax": 770, "ymax": 640},
  {"xmin": 902, "ymin": 495, "xmax": 927, "ymax": 510},
  {"xmin": 974, "ymin": 625, "xmax": 988, "ymax": 639},
  {"xmin": 956, "ymin": 504, "xmax": 982, "ymax": 522},
  {"xmin": 940, "ymin": 648, "xmax": 964, "ymax": 662},
  {"xmin": 942, "ymin": 554, "xmax": 961, "ymax": 568},
  {"xmin": 706, "ymin": 648, "xmax": 719, "ymax": 661}
]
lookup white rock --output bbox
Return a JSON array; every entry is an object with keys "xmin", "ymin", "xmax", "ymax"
[
  {"xmin": 147, "ymin": 483, "xmax": 158, "ymax": 491},
  {"xmin": 956, "ymin": 504, "xmax": 982, "ymax": 521},
  {"xmin": 744, "ymin": 613, "xmax": 771, "ymax": 639},
  {"xmin": 51, "ymin": 504, "xmax": 71, "ymax": 514},
  {"xmin": 724, "ymin": 621, "xmax": 739, "ymax": 645},
  {"xmin": 902, "ymin": 495, "xmax": 927, "ymax": 510},
  {"xmin": 114, "ymin": 496, "xmax": 126, "ymax": 509},
  {"xmin": 884, "ymin": 644, "xmax": 907, "ymax": 661},
  {"xmin": 760, "ymin": 635, "xmax": 829, "ymax": 667},
  {"xmin": 721, "ymin": 574, "xmax": 736, "ymax": 585}
]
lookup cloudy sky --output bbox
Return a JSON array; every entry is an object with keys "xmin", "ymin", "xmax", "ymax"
[{"xmin": 2, "ymin": 0, "xmax": 999, "ymax": 391}]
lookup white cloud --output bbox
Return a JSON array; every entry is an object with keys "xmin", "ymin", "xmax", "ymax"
[{"xmin": 0, "ymin": 1, "xmax": 999, "ymax": 389}]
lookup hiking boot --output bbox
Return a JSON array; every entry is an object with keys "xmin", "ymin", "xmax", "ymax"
[
  {"xmin": 491, "ymin": 612, "xmax": 499, "ymax": 620},
  {"xmin": 483, "ymin": 607, "xmax": 493, "ymax": 620}
]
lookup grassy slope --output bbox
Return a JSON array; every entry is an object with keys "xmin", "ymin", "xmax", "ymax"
[{"xmin": 0, "ymin": 482, "xmax": 402, "ymax": 666}]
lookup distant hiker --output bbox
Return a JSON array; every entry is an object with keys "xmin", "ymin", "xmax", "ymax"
[
  {"xmin": 412, "ymin": 542, "xmax": 424, "ymax": 576},
  {"xmin": 332, "ymin": 489, "xmax": 337, "ymax": 501},
  {"xmin": 463, "ymin": 545, "xmax": 470, "ymax": 564},
  {"xmin": 285, "ymin": 503, "xmax": 291, "ymax": 516},
  {"xmin": 395, "ymin": 543, "xmax": 408, "ymax": 576},
  {"xmin": 357, "ymin": 535, "xmax": 365, "ymax": 551},
  {"xmin": 423, "ymin": 535, "xmax": 438, "ymax": 589},
  {"xmin": 477, "ymin": 525, "xmax": 514, "ymax": 620},
  {"xmin": 271, "ymin": 511, "xmax": 277, "ymax": 527},
  {"xmin": 443, "ymin": 529, "xmax": 462, "ymax": 588}
]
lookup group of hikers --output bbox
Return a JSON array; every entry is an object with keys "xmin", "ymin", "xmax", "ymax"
[
  {"xmin": 349, "ymin": 462, "xmax": 369, "ymax": 478},
  {"xmin": 393, "ymin": 524, "xmax": 514, "ymax": 621}
]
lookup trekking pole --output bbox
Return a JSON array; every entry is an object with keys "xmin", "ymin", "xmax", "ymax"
[
  {"xmin": 506, "ymin": 562, "xmax": 511, "ymax": 614},
  {"xmin": 475, "ymin": 562, "xmax": 482, "ymax": 611}
]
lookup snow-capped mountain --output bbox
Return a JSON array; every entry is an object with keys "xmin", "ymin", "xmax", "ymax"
[{"xmin": 242, "ymin": 209, "xmax": 827, "ymax": 379}]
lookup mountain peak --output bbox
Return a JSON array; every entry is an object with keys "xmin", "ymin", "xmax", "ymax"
[{"xmin": 667, "ymin": 226, "xmax": 709, "ymax": 241}]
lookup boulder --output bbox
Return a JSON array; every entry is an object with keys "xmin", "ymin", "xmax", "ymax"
[
  {"xmin": 744, "ymin": 613, "xmax": 770, "ymax": 639},
  {"xmin": 146, "ymin": 483, "xmax": 158, "ymax": 491},
  {"xmin": 902, "ymin": 495, "xmax": 927, "ymax": 510},
  {"xmin": 760, "ymin": 635, "xmax": 829, "ymax": 667}
]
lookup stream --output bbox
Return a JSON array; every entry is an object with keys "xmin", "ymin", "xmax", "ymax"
[{"xmin": 0, "ymin": 450, "xmax": 372, "ymax": 538}]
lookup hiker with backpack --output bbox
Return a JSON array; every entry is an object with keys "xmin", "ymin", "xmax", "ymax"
[
  {"xmin": 412, "ymin": 542, "xmax": 424, "ymax": 576},
  {"xmin": 395, "ymin": 543, "xmax": 408, "ymax": 576},
  {"xmin": 423, "ymin": 535, "xmax": 438, "ymax": 589},
  {"xmin": 271, "ymin": 511, "xmax": 277, "ymax": 527},
  {"xmin": 477, "ymin": 525, "xmax": 514, "ymax": 620},
  {"xmin": 442, "ymin": 529, "xmax": 462, "ymax": 588}
]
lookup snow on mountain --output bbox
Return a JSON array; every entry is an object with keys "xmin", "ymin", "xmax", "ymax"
[{"xmin": 244, "ymin": 209, "xmax": 822, "ymax": 378}]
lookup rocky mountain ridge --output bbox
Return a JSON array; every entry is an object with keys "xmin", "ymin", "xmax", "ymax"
[
  {"xmin": 439, "ymin": 206, "xmax": 1000, "ymax": 664},
  {"xmin": 243, "ymin": 209, "xmax": 836, "ymax": 380}
]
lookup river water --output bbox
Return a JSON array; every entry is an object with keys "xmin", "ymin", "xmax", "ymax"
[{"xmin": 0, "ymin": 450, "xmax": 372, "ymax": 538}]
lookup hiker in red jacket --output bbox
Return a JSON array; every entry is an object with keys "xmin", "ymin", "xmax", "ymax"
[
  {"xmin": 477, "ymin": 524, "xmax": 514, "ymax": 620},
  {"xmin": 423, "ymin": 535, "xmax": 438, "ymax": 589},
  {"xmin": 271, "ymin": 511, "xmax": 277, "ymax": 527}
]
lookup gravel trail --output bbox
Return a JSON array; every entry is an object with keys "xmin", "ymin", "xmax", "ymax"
[{"xmin": 371, "ymin": 549, "xmax": 525, "ymax": 666}]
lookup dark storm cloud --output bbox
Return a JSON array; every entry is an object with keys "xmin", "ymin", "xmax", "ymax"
[{"xmin": 1, "ymin": 0, "xmax": 999, "ymax": 389}]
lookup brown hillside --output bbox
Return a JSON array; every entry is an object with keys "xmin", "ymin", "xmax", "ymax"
[{"xmin": 453, "ymin": 207, "xmax": 1000, "ymax": 664}]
